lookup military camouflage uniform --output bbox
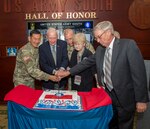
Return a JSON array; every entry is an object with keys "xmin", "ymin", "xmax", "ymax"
[
  {"xmin": 67, "ymin": 45, "xmax": 74, "ymax": 61},
  {"xmin": 13, "ymin": 42, "xmax": 50, "ymax": 88},
  {"xmin": 85, "ymin": 41, "xmax": 95, "ymax": 54}
]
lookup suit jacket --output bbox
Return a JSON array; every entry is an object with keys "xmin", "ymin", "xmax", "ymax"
[
  {"xmin": 70, "ymin": 48, "xmax": 96, "ymax": 91},
  {"xmin": 39, "ymin": 39, "xmax": 68, "ymax": 89},
  {"xmin": 70, "ymin": 38, "xmax": 149, "ymax": 111}
]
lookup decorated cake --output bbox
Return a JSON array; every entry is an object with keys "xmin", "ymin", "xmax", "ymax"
[{"xmin": 34, "ymin": 90, "xmax": 83, "ymax": 110}]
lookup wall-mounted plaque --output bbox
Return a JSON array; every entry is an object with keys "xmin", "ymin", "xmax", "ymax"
[
  {"xmin": 6, "ymin": 46, "xmax": 18, "ymax": 56},
  {"xmin": 27, "ymin": 20, "xmax": 93, "ymax": 44}
]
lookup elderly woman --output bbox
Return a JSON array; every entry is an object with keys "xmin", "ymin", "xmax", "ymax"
[{"xmin": 69, "ymin": 33, "xmax": 96, "ymax": 91}]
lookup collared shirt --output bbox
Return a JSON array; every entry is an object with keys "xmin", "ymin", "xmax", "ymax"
[
  {"xmin": 50, "ymin": 43, "xmax": 65, "ymax": 74},
  {"xmin": 50, "ymin": 44, "xmax": 56, "ymax": 52}
]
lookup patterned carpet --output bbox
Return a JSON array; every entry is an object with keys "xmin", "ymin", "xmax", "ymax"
[{"xmin": 0, "ymin": 105, "xmax": 8, "ymax": 129}]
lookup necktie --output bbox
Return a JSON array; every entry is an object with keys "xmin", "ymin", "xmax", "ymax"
[
  {"xmin": 52, "ymin": 45, "xmax": 56, "ymax": 64},
  {"xmin": 104, "ymin": 47, "xmax": 113, "ymax": 91}
]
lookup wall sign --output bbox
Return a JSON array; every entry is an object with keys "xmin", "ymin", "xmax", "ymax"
[{"xmin": 27, "ymin": 20, "xmax": 93, "ymax": 43}]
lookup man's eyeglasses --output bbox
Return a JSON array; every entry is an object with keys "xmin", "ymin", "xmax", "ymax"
[{"xmin": 94, "ymin": 30, "xmax": 106, "ymax": 41}]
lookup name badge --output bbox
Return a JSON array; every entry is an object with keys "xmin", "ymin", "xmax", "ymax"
[{"xmin": 74, "ymin": 75, "xmax": 81, "ymax": 85}]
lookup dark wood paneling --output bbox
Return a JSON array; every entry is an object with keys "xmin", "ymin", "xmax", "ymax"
[
  {"xmin": 0, "ymin": 0, "xmax": 150, "ymax": 103},
  {"xmin": 0, "ymin": 57, "xmax": 16, "ymax": 102},
  {"xmin": 138, "ymin": 44, "xmax": 150, "ymax": 60}
]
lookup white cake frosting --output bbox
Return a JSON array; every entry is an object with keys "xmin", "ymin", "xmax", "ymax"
[{"xmin": 34, "ymin": 90, "xmax": 82, "ymax": 110}]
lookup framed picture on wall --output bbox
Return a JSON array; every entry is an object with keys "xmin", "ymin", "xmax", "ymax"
[
  {"xmin": 27, "ymin": 20, "xmax": 94, "ymax": 44},
  {"xmin": 6, "ymin": 46, "xmax": 18, "ymax": 56}
]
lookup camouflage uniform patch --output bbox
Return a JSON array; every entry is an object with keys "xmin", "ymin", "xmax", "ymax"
[{"xmin": 23, "ymin": 56, "xmax": 31, "ymax": 63}]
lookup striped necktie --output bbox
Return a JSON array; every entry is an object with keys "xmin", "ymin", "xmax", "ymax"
[{"xmin": 104, "ymin": 47, "xmax": 113, "ymax": 91}]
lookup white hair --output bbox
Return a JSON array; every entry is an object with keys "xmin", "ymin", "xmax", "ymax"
[
  {"xmin": 47, "ymin": 27, "xmax": 57, "ymax": 36},
  {"xmin": 94, "ymin": 21, "xmax": 114, "ymax": 34}
]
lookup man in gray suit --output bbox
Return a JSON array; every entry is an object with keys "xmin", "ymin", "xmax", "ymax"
[{"xmin": 57, "ymin": 21, "xmax": 149, "ymax": 129}]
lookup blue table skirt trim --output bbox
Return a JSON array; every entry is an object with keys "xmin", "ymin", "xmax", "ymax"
[{"xmin": 8, "ymin": 101, "xmax": 113, "ymax": 129}]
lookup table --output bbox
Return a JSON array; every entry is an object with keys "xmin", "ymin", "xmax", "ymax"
[{"xmin": 4, "ymin": 85, "xmax": 113, "ymax": 129}]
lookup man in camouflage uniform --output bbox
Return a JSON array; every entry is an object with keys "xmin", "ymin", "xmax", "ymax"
[
  {"xmin": 64, "ymin": 29, "xmax": 96, "ymax": 90},
  {"xmin": 13, "ymin": 30, "xmax": 59, "ymax": 88}
]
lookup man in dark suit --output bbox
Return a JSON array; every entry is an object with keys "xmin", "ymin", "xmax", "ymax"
[
  {"xmin": 57, "ymin": 21, "xmax": 149, "ymax": 129},
  {"xmin": 39, "ymin": 28, "xmax": 68, "ymax": 90}
]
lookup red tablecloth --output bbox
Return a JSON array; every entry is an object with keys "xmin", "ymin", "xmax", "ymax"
[{"xmin": 4, "ymin": 85, "xmax": 112, "ymax": 111}]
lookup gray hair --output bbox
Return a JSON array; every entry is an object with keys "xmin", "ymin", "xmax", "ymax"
[
  {"xmin": 94, "ymin": 21, "xmax": 114, "ymax": 34},
  {"xmin": 113, "ymin": 30, "xmax": 120, "ymax": 39},
  {"xmin": 47, "ymin": 27, "xmax": 57, "ymax": 36},
  {"xmin": 64, "ymin": 29, "xmax": 74, "ymax": 36}
]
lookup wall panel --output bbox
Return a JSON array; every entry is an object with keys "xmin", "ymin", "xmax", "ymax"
[{"xmin": 0, "ymin": 0, "xmax": 150, "ymax": 102}]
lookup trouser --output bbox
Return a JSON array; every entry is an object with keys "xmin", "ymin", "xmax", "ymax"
[{"xmin": 105, "ymin": 88, "xmax": 134, "ymax": 129}]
